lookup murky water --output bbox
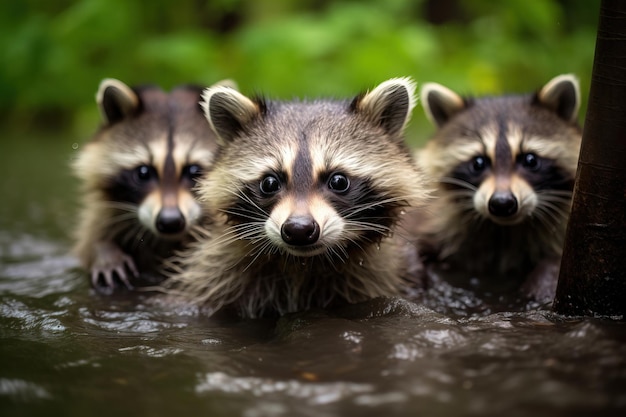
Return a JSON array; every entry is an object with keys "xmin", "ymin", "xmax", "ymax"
[{"xmin": 1, "ymin": 135, "xmax": 625, "ymax": 417}]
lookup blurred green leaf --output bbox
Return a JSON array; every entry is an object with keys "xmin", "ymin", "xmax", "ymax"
[{"xmin": 0, "ymin": 0, "xmax": 597, "ymax": 139}]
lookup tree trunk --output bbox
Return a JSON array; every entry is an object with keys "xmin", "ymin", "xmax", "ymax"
[{"xmin": 553, "ymin": 0, "xmax": 626, "ymax": 318}]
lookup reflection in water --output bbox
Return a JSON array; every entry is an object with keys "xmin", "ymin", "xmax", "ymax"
[
  {"xmin": 0, "ymin": 137, "xmax": 625, "ymax": 416},
  {"xmin": 1, "ymin": 233, "xmax": 625, "ymax": 417}
]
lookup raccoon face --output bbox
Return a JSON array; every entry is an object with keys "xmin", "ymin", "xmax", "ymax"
[
  {"xmin": 250, "ymin": 160, "xmax": 402, "ymax": 258},
  {"xmin": 75, "ymin": 79, "xmax": 219, "ymax": 240},
  {"xmin": 199, "ymin": 78, "xmax": 426, "ymax": 259},
  {"xmin": 105, "ymin": 150, "xmax": 205, "ymax": 239},
  {"xmin": 446, "ymin": 126, "xmax": 574, "ymax": 226},
  {"xmin": 246, "ymin": 169, "xmax": 377, "ymax": 257},
  {"xmin": 420, "ymin": 74, "xmax": 582, "ymax": 226}
]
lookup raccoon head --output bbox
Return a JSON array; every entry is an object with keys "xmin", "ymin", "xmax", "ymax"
[
  {"xmin": 74, "ymin": 78, "xmax": 221, "ymax": 240},
  {"xmin": 420, "ymin": 74, "xmax": 582, "ymax": 226},
  {"xmin": 199, "ymin": 78, "xmax": 426, "ymax": 259}
]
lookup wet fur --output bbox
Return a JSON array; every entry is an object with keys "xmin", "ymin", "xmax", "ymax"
[
  {"xmin": 414, "ymin": 75, "xmax": 582, "ymax": 301},
  {"xmin": 73, "ymin": 79, "xmax": 221, "ymax": 293},
  {"xmin": 164, "ymin": 78, "xmax": 429, "ymax": 317}
]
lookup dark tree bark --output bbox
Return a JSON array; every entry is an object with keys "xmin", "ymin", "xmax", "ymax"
[{"xmin": 553, "ymin": 0, "xmax": 626, "ymax": 317}]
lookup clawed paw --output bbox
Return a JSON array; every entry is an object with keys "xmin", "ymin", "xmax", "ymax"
[{"xmin": 91, "ymin": 244, "xmax": 139, "ymax": 295}]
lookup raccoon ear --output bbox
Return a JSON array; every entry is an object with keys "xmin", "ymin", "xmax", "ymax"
[
  {"xmin": 354, "ymin": 77, "xmax": 417, "ymax": 137},
  {"xmin": 201, "ymin": 86, "xmax": 260, "ymax": 145},
  {"xmin": 534, "ymin": 74, "xmax": 581, "ymax": 122},
  {"xmin": 420, "ymin": 82, "xmax": 466, "ymax": 128},
  {"xmin": 96, "ymin": 78, "xmax": 141, "ymax": 125}
]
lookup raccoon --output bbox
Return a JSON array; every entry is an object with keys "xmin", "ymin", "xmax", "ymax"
[
  {"xmin": 72, "ymin": 78, "xmax": 226, "ymax": 294},
  {"xmin": 415, "ymin": 74, "xmax": 582, "ymax": 301},
  {"xmin": 163, "ymin": 78, "xmax": 429, "ymax": 318}
]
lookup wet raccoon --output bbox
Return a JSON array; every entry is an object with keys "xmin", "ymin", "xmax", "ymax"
[
  {"xmin": 73, "ymin": 78, "xmax": 225, "ymax": 294},
  {"xmin": 415, "ymin": 74, "xmax": 582, "ymax": 301},
  {"xmin": 164, "ymin": 78, "xmax": 429, "ymax": 318}
]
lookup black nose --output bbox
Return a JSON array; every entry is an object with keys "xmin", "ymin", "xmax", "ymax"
[
  {"xmin": 488, "ymin": 191, "xmax": 518, "ymax": 217},
  {"xmin": 281, "ymin": 216, "xmax": 320, "ymax": 246},
  {"xmin": 156, "ymin": 207, "xmax": 186, "ymax": 234}
]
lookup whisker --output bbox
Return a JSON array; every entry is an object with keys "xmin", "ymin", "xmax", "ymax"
[
  {"xmin": 95, "ymin": 201, "xmax": 139, "ymax": 212},
  {"xmin": 224, "ymin": 188, "xmax": 271, "ymax": 218},
  {"xmin": 339, "ymin": 195, "xmax": 409, "ymax": 218},
  {"xmin": 220, "ymin": 207, "xmax": 268, "ymax": 223},
  {"xmin": 537, "ymin": 196, "xmax": 572, "ymax": 207},
  {"xmin": 328, "ymin": 245, "xmax": 347, "ymax": 264},
  {"xmin": 440, "ymin": 190, "xmax": 476, "ymax": 200},
  {"xmin": 242, "ymin": 240, "xmax": 275, "ymax": 271},
  {"xmin": 538, "ymin": 200, "xmax": 570, "ymax": 217},
  {"xmin": 439, "ymin": 177, "xmax": 478, "ymax": 191},
  {"xmin": 536, "ymin": 189, "xmax": 573, "ymax": 197},
  {"xmin": 531, "ymin": 208, "xmax": 553, "ymax": 230},
  {"xmin": 102, "ymin": 220, "xmax": 137, "ymax": 243},
  {"xmin": 534, "ymin": 203, "xmax": 567, "ymax": 225}
]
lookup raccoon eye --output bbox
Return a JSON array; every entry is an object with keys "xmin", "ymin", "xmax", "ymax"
[
  {"xmin": 328, "ymin": 173, "xmax": 350, "ymax": 193},
  {"xmin": 470, "ymin": 156, "xmax": 488, "ymax": 173},
  {"xmin": 183, "ymin": 164, "xmax": 203, "ymax": 180},
  {"xmin": 260, "ymin": 175, "xmax": 281, "ymax": 195},
  {"xmin": 135, "ymin": 165, "xmax": 157, "ymax": 182},
  {"xmin": 522, "ymin": 153, "xmax": 540, "ymax": 170}
]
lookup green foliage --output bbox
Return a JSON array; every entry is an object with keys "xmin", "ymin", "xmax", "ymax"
[{"xmin": 0, "ymin": 0, "xmax": 598, "ymax": 143}]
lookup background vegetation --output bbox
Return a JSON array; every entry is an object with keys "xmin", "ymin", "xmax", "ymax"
[{"xmin": 0, "ymin": 0, "xmax": 598, "ymax": 144}]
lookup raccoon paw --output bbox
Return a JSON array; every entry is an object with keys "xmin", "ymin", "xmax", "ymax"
[
  {"xmin": 91, "ymin": 243, "xmax": 139, "ymax": 294},
  {"xmin": 520, "ymin": 257, "xmax": 561, "ymax": 303}
]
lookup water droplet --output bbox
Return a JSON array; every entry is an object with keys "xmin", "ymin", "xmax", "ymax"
[
  {"xmin": 301, "ymin": 260, "xmax": 307, "ymax": 266},
  {"xmin": 358, "ymin": 258, "xmax": 364, "ymax": 266},
  {"xmin": 400, "ymin": 209, "xmax": 406, "ymax": 215},
  {"xmin": 72, "ymin": 143, "xmax": 79, "ymax": 150},
  {"xmin": 376, "ymin": 243, "xmax": 380, "ymax": 251}
]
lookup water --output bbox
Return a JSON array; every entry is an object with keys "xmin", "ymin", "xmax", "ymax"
[{"xmin": 1, "ymin": 134, "xmax": 625, "ymax": 417}]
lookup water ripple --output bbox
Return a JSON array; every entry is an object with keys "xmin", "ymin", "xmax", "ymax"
[
  {"xmin": 0, "ymin": 378, "xmax": 51, "ymax": 401},
  {"xmin": 196, "ymin": 371, "xmax": 373, "ymax": 405}
]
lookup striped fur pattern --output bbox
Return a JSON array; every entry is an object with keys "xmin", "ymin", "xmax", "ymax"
[
  {"xmin": 73, "ymin": 78, "xmax": 224, "ymax": 294},
  {"xmin": 415, "ymin": 74, "xmax": 582, "ymax": 300},
  {"xmin": 164, "ymin": 78, "xmax": 429, "ymax": 317}
]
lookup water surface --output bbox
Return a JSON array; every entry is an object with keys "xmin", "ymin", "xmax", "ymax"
[{"xmin": 1, "ymin": 134, "xmax": 625, "ymax": 417}]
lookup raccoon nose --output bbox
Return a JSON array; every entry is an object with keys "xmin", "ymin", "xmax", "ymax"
[
  {"xmin": 156, "ymin": 207, "xmax": 186, "ymax": 234},
  {"xmin": 281, "ymin": 216, "xmax": 320, "ymax": 246},
  {"xmin": 488, "ymin": 192, "xmax": 519, "ymax": 217}
]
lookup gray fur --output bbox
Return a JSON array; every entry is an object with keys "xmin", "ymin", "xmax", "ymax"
[
  {"xmin": 414, "ymin": 74, "xmax": 582, "ymax": 302},
  {"xmin": 73, "ymin": 78, "xmax": 221, "ymax": 294},
  {"xmin": 163, "ymin": 78, "xmax": 428, "ymax": 317}
]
